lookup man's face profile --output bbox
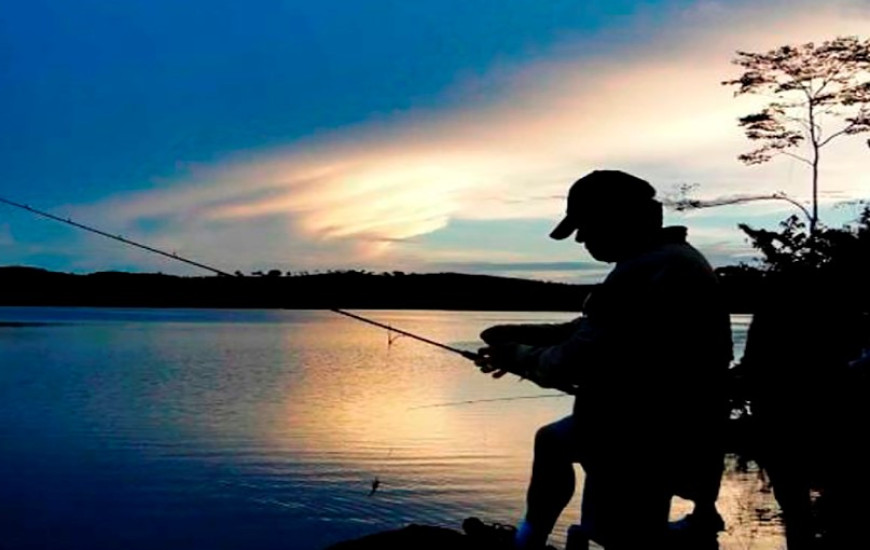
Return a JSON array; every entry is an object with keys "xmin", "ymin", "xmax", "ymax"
[{"xmin": 573, "ymin": 209, "xmax": 636, "ymax": 263}]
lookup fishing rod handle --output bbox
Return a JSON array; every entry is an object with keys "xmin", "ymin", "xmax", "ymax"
[{"xmin": 460, "ymin": 350, "xmax": 482, "ymax": 362}]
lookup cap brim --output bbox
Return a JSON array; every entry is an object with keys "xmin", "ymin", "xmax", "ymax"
[{"xmin": 549, "ymin": 216, "xmax": 579, "ymax": 240}]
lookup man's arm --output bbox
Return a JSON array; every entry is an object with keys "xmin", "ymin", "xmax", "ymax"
[
  {"xmin": 527, "ymin": 316, "xmax": 603, "ymax": 389},
  {"xmin": 480, "ymin": 318, "xmax": 583, "ymax": 346},
  {"xmin": 477, "ymin": 316, "xmax": 601, "ymax": 393}
]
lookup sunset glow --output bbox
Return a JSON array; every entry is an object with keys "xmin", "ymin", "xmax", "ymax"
[{"xmin": 2, "ymin": 1, "xmax": 868, "ymax": 279}]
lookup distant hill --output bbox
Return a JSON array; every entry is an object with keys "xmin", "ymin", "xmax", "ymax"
[
  {"xmin": 0, "ymin": 266, "xmax": 764, "ymax": 312},
  {"xmin": 0, "ymin": 266, "xmax": 592, "ymax": 311}
]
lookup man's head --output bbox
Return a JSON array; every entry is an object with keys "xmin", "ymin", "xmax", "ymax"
[{"xmin": 550, "ymin": 170, "xmax": 663, "ymax": 262}]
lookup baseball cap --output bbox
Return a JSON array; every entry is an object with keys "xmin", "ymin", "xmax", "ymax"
[{"xmin": 549, "ymin": 170, "xmax": 657, "ymax": 241}]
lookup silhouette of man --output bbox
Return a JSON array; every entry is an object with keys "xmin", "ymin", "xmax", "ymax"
[
  {"xmin": 737, "ymin": 266, "xmax": 869, "ymax": 549},
  {"xmin": 473, "ymin": 170, "xmax": 733, "ymax": 549}
]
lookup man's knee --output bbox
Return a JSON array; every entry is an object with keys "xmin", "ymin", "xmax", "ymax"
[
  {"xmin": 533, "ymin": 424, "xmax": 557, "ymax": 452},
  {"xmin": 533, "ymin": 417, "xmax": 576, "ymax": 458}
]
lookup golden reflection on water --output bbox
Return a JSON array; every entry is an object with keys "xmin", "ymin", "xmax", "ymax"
[
  {"xmin": 715, "ymin": 458, "xmax": 783, "ymax": 550},
  {"xmin": 0, "ymin": 308, "xmax": 783, "ymax": 550},
  {"xmin": 263, "ymin": 310, "xmax": 784, "ymax": 549}
]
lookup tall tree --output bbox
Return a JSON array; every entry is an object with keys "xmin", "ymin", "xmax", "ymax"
[{"xmin": 722, "ymin": 36, "xmax": 870, "ymax": 234}]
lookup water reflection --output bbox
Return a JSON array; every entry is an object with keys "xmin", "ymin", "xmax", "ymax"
[{"xmin": 0, "ymin": 308, "xmax": 781, "ymax": 549}]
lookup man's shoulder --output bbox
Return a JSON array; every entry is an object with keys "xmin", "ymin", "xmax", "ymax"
[
  {"xmin": 660, "ymin": 239, "xmax": 714, "ymax": 270},
  {"xmin": 610, "ymin": 229, "xmax": 715, "ymax": 284},
  {"xmin": 624, "ymin": 241, "xmax": 708, "ymax": 268}
]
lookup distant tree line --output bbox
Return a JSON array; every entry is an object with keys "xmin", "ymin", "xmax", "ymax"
[
  {"xmin": 2, "ymin": 203, "xmax": 867, "ymax": 313},
  {"xmin": 0, "ymin": 268, "xmax": 591, "ymax": 312}
]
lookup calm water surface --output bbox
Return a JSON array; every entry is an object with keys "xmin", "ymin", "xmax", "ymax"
[{"xmin": 0, "ymin": 308, "xmax": 779, "ymax": 549}]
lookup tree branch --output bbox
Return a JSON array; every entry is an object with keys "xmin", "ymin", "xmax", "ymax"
[
  {"xmin": 776, "ymin": 150, "xmax": 814, "ymax": 166},
  {"xmin": 784, "ymin": 115, "xmax": 812, "ymax": 133},
  {"xmin": 818, "ymin": 122, "xmax": 857, "ymax": 147},
  {"xmin": 669, "ymin": 192, "xmax": 813, "ymax": 225}
]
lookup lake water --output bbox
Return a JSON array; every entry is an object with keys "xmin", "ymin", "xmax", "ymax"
[{"xmin": 0, "ymin": 308, "xmax": 781, "ymax": 549}]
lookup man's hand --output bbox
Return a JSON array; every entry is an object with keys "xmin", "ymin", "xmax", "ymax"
[
  {"xmin": 475, "ymin": 343, "xmax": 535, "ymax": 379},
  {"xmin": 480, "ymin": 325, "xmax": 521, "ymax": 345}
]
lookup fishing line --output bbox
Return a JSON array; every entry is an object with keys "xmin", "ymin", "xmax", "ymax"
[
  {"xmin": 0, "ymin": 196, "xmax": 480, "ymax": 362},
  {"xmin": 409, "ymin": 393, "xmax": 568, "ymax": 410},
  {"xmin": 387, "ymin": 326, "xmax": 402, "ymax": 348}
]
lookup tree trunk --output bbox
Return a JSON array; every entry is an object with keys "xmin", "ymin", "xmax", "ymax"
[
  {"xmin": 812, "ymin": 153, "xmax": 819, "ymax": 236},
  {"xmin": 809, "ymin": 102, "xmax": 819, "ymax": 237}
]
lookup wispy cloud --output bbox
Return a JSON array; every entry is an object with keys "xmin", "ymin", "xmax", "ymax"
[
  {"xmin": 0, "ymin": 224, "xmax": 15, "ymax": 250},
  {"xmin": 423, "ymin": 260, "xmax": 610, "ymax": 284},
  {"xmin": 433, "ymin": 261, "xmax": 599, "ymax": 273},
  {"xmin": 75, "ymin": 0, "xmax": 870, "ymax": 273}
]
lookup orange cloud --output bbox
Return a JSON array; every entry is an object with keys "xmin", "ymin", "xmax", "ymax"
[{"xmin": 83, "ymin": 0, "xmax": 870, "ymax": 268}]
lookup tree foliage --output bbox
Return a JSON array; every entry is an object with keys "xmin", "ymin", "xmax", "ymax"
[
  {"xmin": 738, "ymin": 203, "xmax": 870, "ymax": 276},
  {"xmin": 723, "ymin": 36, "xmax": 870, "ymax": 233}
]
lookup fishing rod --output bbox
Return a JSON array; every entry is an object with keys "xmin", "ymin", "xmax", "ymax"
[
  {"xmin": 330, "ymin": 309, "xmax": 479, "ymax": 361},
  {"xmin": 0, "ymin": 197, "xmax": 234, "ymax": 278},
  {"xmin": 0, "ymin": 196, "xmax": 480, "ymax": 362}
]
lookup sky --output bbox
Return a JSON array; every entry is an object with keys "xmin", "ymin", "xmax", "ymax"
[{"xmin": 1, "ymin": 0, "xmax": 868, "ymax": 283}]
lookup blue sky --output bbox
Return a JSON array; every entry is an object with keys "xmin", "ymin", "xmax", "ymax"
[{"xmin": 1, "ymin": 0, "xmax": 868, "ymax": 282}]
